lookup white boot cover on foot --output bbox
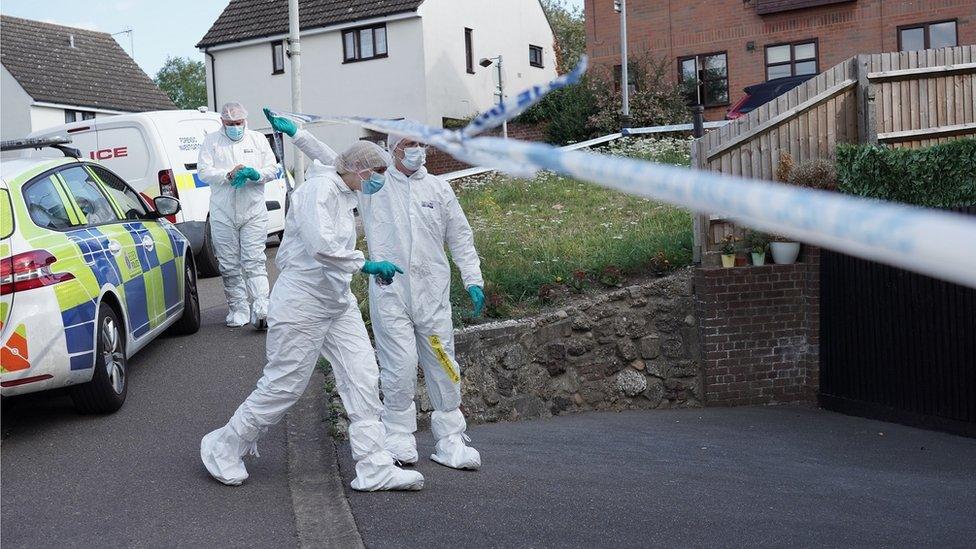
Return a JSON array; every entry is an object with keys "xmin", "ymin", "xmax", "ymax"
[
  {"xmin": 430, "ymin": 409, "xmax": 481, "ymax": 470},
  {"xmin": 200, "ymin": 425, "xmax": 259, "ymax": 486},
  {"xmin": 226, "ymin": 304, "xmax": 250, "ymax": 327},
  {"xmin": 381, "ymin": 403, "xmax": 418, "ymax": 464},
  {"xmin": 348, "ymin": 420, "xmax": 424, "ymax": 491}
]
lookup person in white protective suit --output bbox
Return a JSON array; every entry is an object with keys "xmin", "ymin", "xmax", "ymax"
[
  {"xmin": 200, "ymin": 141, "xmax": 424, "ymax": 491},
  {"xmin": 198, "ymin": 102, "xmax": 277, "ymax": 329},
  {"xmin": 265, "ymin": 109, "xmax": 486, "ymax": 470}
]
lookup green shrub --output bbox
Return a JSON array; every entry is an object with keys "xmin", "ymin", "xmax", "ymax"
[
  {"xmin": 836, "ymin": 139, "xmax": 976, "ymax": 207},
  {"xmin": 516, "ymin": 77, "xmax": 599, "ymax": 144}
]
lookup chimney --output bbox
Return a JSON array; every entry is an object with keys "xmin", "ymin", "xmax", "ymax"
[{"xmin": 68, "ymin": 34, "xmax": 75, "ymax": 48}]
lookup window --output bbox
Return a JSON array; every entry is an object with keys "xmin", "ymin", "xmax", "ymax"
[
  {"xmin": 342, "ymin": 24, "xmax": 388, "ymax": 62},
  {"xmin": 65, "ymin": 110, "xmax": 95, "ymax": 124},
  {"xmin": 58, "ymin": 166, "xmax": 118, "ymax": 226},
  {"xmin": 529, "ymin": 45, "xmax": 543, "ymax": 68},
  {"xmin": 613, "ymin": 64, "xmax": 637, "ymax": 94},
  {"xmin": 23, "ymin": 176, "xmax": 74, "ymax": 230},
  {"xmin": 465, "ymin": 28, "xmax": 474, "ymax": 74},
  {"xmin": 678, "ymin": 52, "xmax": 729, "ymax": 107},
  {"xmin": 765, "ymin": 40, "xmax": 817, "ymax": 80},
  {"xmin": 899, "ymin": 20, "xmax": 957, "ymax": 51},
  {"xmin": 271, "ymin": 40, "xmax": 285, "ymax": 74},
  {"xmin": 88, "ymin": 165, "xmax": 148, "ymax": 220}
]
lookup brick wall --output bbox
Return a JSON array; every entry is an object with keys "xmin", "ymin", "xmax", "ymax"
[
  {"xmin": 694, "ymin": 246, "xmax": 820, "ymax": 406},
  {"xmin": 585, "ymin": 0, "xmax": 976, "ymax": 120},
  {"xmin": 425, "ymin": 122, "xmax": 548, "ymax": 175}
]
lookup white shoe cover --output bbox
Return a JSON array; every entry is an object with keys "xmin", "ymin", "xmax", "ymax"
[
  {"xmin": 381, "ymin": 404, "xmax": 418, "ymax": 464},
  {"xmin": 250, "ymin": 309, "xmax": 267, "ymax": 330},
  {"xmin": 430, "ymin": 409, "xmax": 481, "ymax": 470},
  {"xmin": 200, "ymin": 425, "xmax": 258, "ymax": 486},
  {"xmin": 350, "ymin": 452, "xmax": 425, "ymax": 492},
  {"xmin": 225, "ymin": 305, "xmax": 250, "ymax": 327}
]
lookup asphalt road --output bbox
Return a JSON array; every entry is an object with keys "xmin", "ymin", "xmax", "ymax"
[
  {"xmin": 338, "ymin": 406, "xmax": 976, "ymax": 549},
  {"xmin": 1, "ymin": 247, "xmax": 298, "ymax": 548}
]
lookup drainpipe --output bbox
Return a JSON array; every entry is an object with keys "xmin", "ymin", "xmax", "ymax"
[{"xmin": 205, "ymin": 49, "xmax": 217, "ymax": 111}]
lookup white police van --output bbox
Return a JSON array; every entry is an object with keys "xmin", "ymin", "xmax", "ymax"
[{"xmin": 27, "ymin": 109, "xmax": 288, "ymax": 277}]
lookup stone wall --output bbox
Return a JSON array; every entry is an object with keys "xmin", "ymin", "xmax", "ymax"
[{"xmin": 319, "ymin": 269, "xmax": 702, "ymax": 436}]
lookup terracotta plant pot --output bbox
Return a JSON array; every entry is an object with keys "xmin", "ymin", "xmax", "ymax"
[
  {"xmin": 770, "ymin": 242, "xmax": 801, "ymax": 264},
  {"xmin": 752, "ymin": 252, "xmax": 766, "ymax": 266},
  {"xmin": 721, "ymin": 254, "xmax": 735, "ymax": 268},
  {"xmin": 735, "ymin": 255, "xmax": 748, "ymax": 267}
]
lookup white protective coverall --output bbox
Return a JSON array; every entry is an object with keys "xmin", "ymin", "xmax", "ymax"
[
  {"xmin": 200, "ymin": 157, "xmax": 423, "ymax": 491},
  {"xmin": 292, "ymin": 130, "xmax": 484, "ymax": 469},
  {"xmin": 197, "ymin": 128, "xmax": 277, "ymax": 327}
]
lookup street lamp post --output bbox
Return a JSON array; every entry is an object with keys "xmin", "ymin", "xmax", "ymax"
[
  {"xmin": 614, "ymin": 0, "xmax": 631, "ymax": 129},
  {"xmin": 480, "ymin": 55, "xmax": 507, "ymax": 139},
  {"xmin": 287, "ymin": 0, "xmax": 305, "ymax": 187}
]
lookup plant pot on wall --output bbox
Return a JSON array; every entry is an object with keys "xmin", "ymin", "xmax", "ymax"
[
  {"xmin": 721, "ymin": 254, "xmax": 735, "ymax": 268},
  {"xmin": 770, "ymin": 242, "xmax": 801, "ymax": 264},
  {"xmin": 751, "ymin": 252, "xmax": 766, "ymax": 266}
]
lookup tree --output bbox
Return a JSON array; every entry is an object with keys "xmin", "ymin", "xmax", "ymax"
[
  {"xmin": 154, "ymin": 56, "xmax": 207, "ymax": 110},
  {"xmin": 540, "ymin": 0, "xmax": 586, "ymax": 73}
]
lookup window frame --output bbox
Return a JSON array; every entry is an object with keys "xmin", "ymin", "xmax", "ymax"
[
  {"xmin": 677, "ymin": 51, "xmax": 730, "ymax": 108},
  {"xmin": 342, "ymin": 23, "xmax": 389, "ymax": 63},
  {"xmin": 21, "ymin": 173, "xmax": 77, "ymax": 231},
  {"xmin": 64, "ymin": 110, "xmax": 95, "ymax": 124},
  {"xmin": 897, "ymin": 19, "xmax": 958, "ymax": 51},
  {"xmin": 53, "ymin": 164, "xmax": 124, "ymax": 229},
  {"xmin": 465, "ymin": 28, "xmax": 474, "ymax": 74},
  {"xmin": 271, "ymin": 40, "xmax": 285, "ymax": 75},
  {"xmin": 86, "ymin": 164, "xmax": 151, "ymax": 221},
  {"xmin": 764, "ymin": 38, "xmax": 819, "ymax": 81},
  {"xmin": 529, "ymin": 44, "xmax": 544, "ymax": 68}
]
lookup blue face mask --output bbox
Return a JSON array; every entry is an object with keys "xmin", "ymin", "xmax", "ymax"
[
  {"xmin": 224, "ymin": 124, "xmax": 245, "ymax": 141},
  {"xmin": 361, "ymin": 172, "xmax": 386, "ymax": 195}
]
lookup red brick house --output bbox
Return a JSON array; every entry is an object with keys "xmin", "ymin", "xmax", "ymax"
[{"xmin": 585, "ymin": 0, "xmax": 975, "ymax": 120}]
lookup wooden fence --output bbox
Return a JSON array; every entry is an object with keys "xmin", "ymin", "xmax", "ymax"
[{"xmin": 691, "ymin": 45, "xmax": 976, "ymax": 263}]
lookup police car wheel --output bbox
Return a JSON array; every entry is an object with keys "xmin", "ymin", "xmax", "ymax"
[
  {"xmin": 196, "ymin": 219, "xmax": 221, "ymax": 278},
  {"xmin": 168, "ymin": 259, "xmax": 201, "ymax": 335},
  {"xmin": 70, "ymin": 305, "xmax": 127, "ymax": 414}
]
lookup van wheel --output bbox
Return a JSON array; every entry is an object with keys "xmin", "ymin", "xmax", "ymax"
[
  {"xmin": 168, "ymin": 258, "xmax": 201, "ymax": 335},
  {"xmin": 70, "ymin": 305, "xmax": 127, "ymax": 414},
  {"xmin": 196, "ymin": 219, "xmax": 221, "ymax": 278}
]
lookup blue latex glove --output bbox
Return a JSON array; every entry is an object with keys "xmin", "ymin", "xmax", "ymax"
[
  {"xmin": 264, "ymin": 107, "xmax": 298, "ymax": 137},
  {"xmin": 361, "ymin": 260, "xmax": 403, "ymax": 283},
  {"xmin": 468, "ymin": 285, "xmax": 485, "ymax": 317},
  {"xmin": 231, "ymin": 170, "xmax": 247, "ymax": 188},
  {"xmin": 240, "ymin": 167, "xmax": 261, "ymax": 181}
]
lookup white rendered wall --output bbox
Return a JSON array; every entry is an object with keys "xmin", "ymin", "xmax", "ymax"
[
  {"xmin": 418, "ymin": 0, "xmax": 557, "ymax": 126},
  {"xmin": 204, "ymin": 16, "xmax": 428, "ymax": 165},
  {"xmin": 1, "ymin": 66, "xmax": 33, "ymax": 140}
]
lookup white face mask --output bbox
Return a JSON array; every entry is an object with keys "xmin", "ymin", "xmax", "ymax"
[{"xmin": 401, "ymin": 146, "xmax": 426, "ymax": 171}]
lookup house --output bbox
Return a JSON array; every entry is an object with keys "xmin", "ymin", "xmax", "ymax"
[
  {"xmin": 0, "ymin": 15, "xmax": 176, "ymax": 141},
  {"xmin": 585, "ymin": 0, "xmax": 975, "ymax": 120},
  {"xmin": 196, "ymin": 0, "xmax": 557, "ymax": 157}
]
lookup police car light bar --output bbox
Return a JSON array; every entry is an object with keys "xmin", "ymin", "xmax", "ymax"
[{"xmin": 0, "ymin": 136, "xmax": 81, "ymax": 158}]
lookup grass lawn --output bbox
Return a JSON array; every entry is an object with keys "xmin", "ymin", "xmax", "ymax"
[{"xmin": 354, "ymin": 137, "xmax": 695, "ymax": 326}]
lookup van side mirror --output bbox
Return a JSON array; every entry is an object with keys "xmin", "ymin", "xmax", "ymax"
[{"xmin": 152, "ymin": 195, "xmax": 181, "ymax": 217}]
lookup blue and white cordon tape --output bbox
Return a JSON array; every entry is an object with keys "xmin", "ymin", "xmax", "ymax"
[{"xmin": 270, "ymin": 57, "xmax": 976, "ymax": 289}]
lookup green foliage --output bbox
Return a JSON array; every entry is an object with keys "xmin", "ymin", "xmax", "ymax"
[
  {"xmin": 516, "ymin": 78, "xmax": 599, "ymax": 144},
  {"xmin": 539, "ymin": 0, "xmax": 586, "ymax": 72},
  {"xmin": 587, "ymin": 55, "xmax": 690, "ymax": 135},
  {"xmin": 836, "ymin": 139, "xmax": 976, "ymax": 207},
  {"xmin": 154, "ymin": 56, "xmax": 206, "ymax": 110},
  {"xmin": 744, "ymin": 231, "xmax": 769, "ymax": 254}
]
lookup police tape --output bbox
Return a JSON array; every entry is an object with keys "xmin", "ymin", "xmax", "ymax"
[{"xmin": 269, "ymin": 59, "xmax": 976, "ymax": 290}]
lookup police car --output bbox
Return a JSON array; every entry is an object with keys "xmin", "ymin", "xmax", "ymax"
[{"xmin": 1, "ymin": 137, "xmax": 200, "ymax": 413}]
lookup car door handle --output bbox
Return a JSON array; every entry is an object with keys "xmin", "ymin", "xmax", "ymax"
[{"xmin": 107, "ymin": 240, "xmax": 122, "ymax": 255}]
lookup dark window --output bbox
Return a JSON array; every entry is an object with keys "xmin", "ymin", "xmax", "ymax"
[
  {"xmin": 272, "ymin": 40, "xmax": 285, "ymax": 74},
  {"xmin": 65, "ymin": 110, "xmax": 95, "ymax": 123},
  {"xmin": 898, "ymin": 20, "xmax": 958, "ymax": 51},
  {"xmin": 613, "ymin": 64, "xmax": 637, "ymax": 94},
  {"xmin": 465, "ymin": 28, "xmax": 474, "ymax": 74},
  {"xmin": 58, "ymin": 166, "xmax": 119, "ymax": 226},
  {"xmin": 765, "ymin": 39, "xmax": 818, "ymax": 80},
  {"xmin": 342, "ymin": 24, "xmax": 388, "ymax": 62},
  {"xmin": 678, "ymin": 52, "xmax": 729, "ymax": 107},
  {"xmin": 529, "ymin": 45, "xmax": 543, "ymax": 68},
  {"xmin": 88, "ymin": 165, "xmax": 148, "ymax": 220},
  {"xmin": 23, "ymin": 176, "xmax": 74, "ymax": 230}
]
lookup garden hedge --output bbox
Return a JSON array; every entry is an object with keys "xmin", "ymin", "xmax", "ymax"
[{"xmin": 835, "ymin": 138, "xmax": 976, "ymax": 207}]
